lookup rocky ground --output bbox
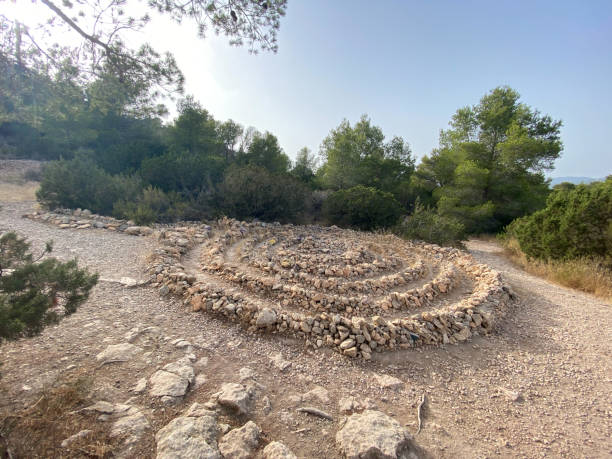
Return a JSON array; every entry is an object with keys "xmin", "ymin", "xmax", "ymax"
[{"xmin": 0, "ymin": 196, "xmax": 611, "ymax": 457}]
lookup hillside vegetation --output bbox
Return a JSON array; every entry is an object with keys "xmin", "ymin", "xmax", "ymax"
[
  {"xmin": 502, "ymin": 178, "xmax": 612, "ymax": 298},
  {"xmin": 2, "ymin": 55, "xmax": 570, "ymax": 247}
]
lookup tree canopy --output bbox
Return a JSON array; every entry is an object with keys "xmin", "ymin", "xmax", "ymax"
[
  {"xmin": 413, "ymin": 86, "xmax": 562, "ymax": 232},
  {"xmin": 319, "ymin": 115, "xmax": 415, "ymax": 204},
  {"xmin": 0, "ymin": 0, "xmax": 287, "ymax": 109}
]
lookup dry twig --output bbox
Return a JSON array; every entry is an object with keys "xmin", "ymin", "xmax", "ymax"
[
  {"xmin": 416, "ymin": 393, "xmax": 426, "ymax": 434},
  {"xmin": 296, "ymin": 406, "xmax": 333, "ymax": 421}
]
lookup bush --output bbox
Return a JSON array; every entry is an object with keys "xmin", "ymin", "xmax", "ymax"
[
  {"xmin": 36, "ymin": 153, "xmax": 142, "ymax": 215},
  {"xmin": 396, "ymin": 202, "xmax": 466, "ymax": 246},
  {"xmin": 0, "ymin": 232, "xmax": 98, "ymax": 341},
  {"xmin": 219, "ymin": 165, "xmax": 308, "ymax": 222},
  {"xmin": 322, "ymin": 185, "xmax": 403, "ymax": 230},
  {"xmin": 140, "ymin": 151, "xmax": 225, "ymax": 195},
  {"xmin": 113, "ymin": 186, "xmax": 188, "ymax": 225},
  {"xmin": 505, "ymin": 177, "xmax": 612, "ymax": 263}
]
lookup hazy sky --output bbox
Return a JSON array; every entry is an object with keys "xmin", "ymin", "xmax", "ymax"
[{"xmin": 10, "ymin": 0, "xmax": 612, "ymax": 178}]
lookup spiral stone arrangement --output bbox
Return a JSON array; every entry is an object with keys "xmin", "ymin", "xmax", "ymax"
[
  {"xmin": 25, "ymin": 210, "xmax": 514, "ymax": 359},
  {"xmin": 150, "ymin": 218, "xmax": 514, "ymax": 360}
]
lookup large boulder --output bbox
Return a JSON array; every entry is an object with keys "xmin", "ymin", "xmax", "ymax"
[
  {"xmin": 336, "ymin": 410, "xmax": 419, "ymax": 459},
  {"xmin": 155, "ymin": 415, "xmax": 220, "ymax": 459}
]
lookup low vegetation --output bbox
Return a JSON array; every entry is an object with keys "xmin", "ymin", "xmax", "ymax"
[
  {"xmin": 0, "ymin": 373, "xmax": 113, "ymax": 458},
  {"xmin": 0, "ymin": 232, "xmax": 98, "ymax": 341},
  {"xmin": 501, "ymin": 178, "xmax": 612, "ymax": 299},
  {"xmin": 396, "ymin": 202, "xmax": 466, "ymax": 247},
  {"xmin": 501, "ymin": 236, "xmax": 612, "ymax": 300}
]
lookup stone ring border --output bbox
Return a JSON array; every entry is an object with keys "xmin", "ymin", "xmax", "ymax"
[{"xmin": 25, "ymin": 210, "xmax": 515, "ymax": 360}]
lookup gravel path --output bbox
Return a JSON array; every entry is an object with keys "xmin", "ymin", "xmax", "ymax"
[
  {"xmin": 463, "ymin": 239, "xmax": 612, "ymax": 458},
  {"xmin": 0, "ymin": 201, "xmax": 610, "ymax": 458},
  {"xmin": 0, "ymin": 202, "xmax": 155, "ymax": 279}
]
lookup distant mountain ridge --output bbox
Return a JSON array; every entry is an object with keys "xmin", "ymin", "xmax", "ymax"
[{"xmin": 549, "ymin": 176, "xmax": 605, "ymax": 186}]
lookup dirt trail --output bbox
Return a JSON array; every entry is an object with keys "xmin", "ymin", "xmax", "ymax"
[
  {"xmin": 0, "ymin": 200, "xmax": 610, "ymax": 458},
  {"xmin": 462, "ymin": 239, "xmax": 612, "ymax": 457}
]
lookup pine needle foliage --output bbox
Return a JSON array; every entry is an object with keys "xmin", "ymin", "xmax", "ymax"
[{"xmin": 0, "ymin": 232, "xmax": 98, "ymax": 341}]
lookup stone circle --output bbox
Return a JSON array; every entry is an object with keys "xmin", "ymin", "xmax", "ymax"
[{"xmin": 156, "ymin": 218, "xmax": 513, "ymax": 359}]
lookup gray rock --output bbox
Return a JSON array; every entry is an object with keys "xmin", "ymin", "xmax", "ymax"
[
  {"xmin": 302, "ymin": 386, "xmax": 330, "ymax": 405},
  {"xmin": 119, "ymin": 277, "xmax": 146, "ymax": 288},
  {"xmin": 194, "ymin": 356, "xmax": 209, "ymax": 370},
  {"xmin": 61, "ymin": 429, "xmax": 92, "ymax": 448},
  {"xmin": 184, "ymin": 403, "xmax": 216, "ymax": 418},
  {"xmin": 270, "ymin": 352, "xmax": 291, "ymax": 372},
  {"xmin": 175, "ymin": 339, "xmax": 192, "ymax": 349},
  {"xmin": 82, "ymin": 401, "xmax": 116, "ymax": 414},
  {"xmin": 336, "ymin": 410, "xmax": 419, "ymax": 459},
  {"xmin": 262, "ymin": 395, "xmax": 272, "ymax": 415},
  {"xmin": 125, "ymin": 327, "xmax": 141, "ymax": 343},
  {"xmin": 239, "ymin": 367, "xmax": 256, "ymax": 381},
  {"xmin": 256, "ymin": 308, "xmax": 277, "ymax": 327},
  {"xmin": 338, "ymin": 396, "xmax": 359, "ymax": 414},
  {"xmin": 111, "ymin": 406, "xmax": 150, "ymax": 448},
  {"xmin": 131, "ymin": 377, "xmax": 147, "ymax": 394},
  {"xmin": 155, "ymin": 415, "xmax": 220, "ymax": 459},
  {"xmin": 125, "ymin": 226, "xmax": 143, "ymax": 235},
  {"xmin": 194, "ymin": 374, "xmax": 207, "ymax": 389},
  {"xmin": 218, "ymin": 421, "xmax": 260, "ymax": 459},
  {"xmin": 149, "ymin": 370, "xmax": 189, "ymax": 398},
  {"xmin": 217, "ymin": 383, "xmax": 253, "ymax": 416},
  {"xmin": 163, "ymin": 359, "xmax": 195, "ymax": 384},
  {"xmin": 374, "ymin": 374, "xmax": 405, "ymax": 391},
  {"xmin": 96, "ymin": 343, "xmax": 141, "ymax": 362},
  {"xmin": 263, "ymin": 441, "xmax": 297, "ymax": 459}
]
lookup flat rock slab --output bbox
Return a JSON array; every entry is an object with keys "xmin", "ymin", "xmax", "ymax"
[
  {"xmin": 218, "ymin": 421, "xmax": 260, "ymax": 459},
  {"xmin": 163, "ymin": 359, "xmax": 195, "ymax": 385},
  {"xmin": 302, "ymin": 386, "xmax": 330, "ymax": 405},
  {"xmin": 149, "ymin": 370, "xmax": 189, "ymax": 398},
  {"xmin": 111, "ymin": 406, "xmax": 150, "ymax": 448},
  {"xmin": 374, "ymin": 374, "xmax": 405, "ymax": 391},
  {"xmin": 155, "ymin": 415, "xmax": 220, "ymax": 459},
  {"xmin": 96, "ymin": 343, "xmax": 141, "ymax": 362},
  {"xmin": 336, "ymin": 410, "xmax": 419, "ymax": 459}
]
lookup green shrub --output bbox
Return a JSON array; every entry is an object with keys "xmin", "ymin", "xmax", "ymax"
[
  {"xmin": 219, "ymin": 164, "xmax": 308, "ymax": 222},
  {"xmin": 396, "ymin": 202, "xmax": 466, "ymax": 246},
  {"xmin": 505, "ymin": 177, "xmax": 612, "ymax": 262},
  {"xmin": 36, "ymin": 152, "xmax": 142, "ymax": 215},
  {"xmin": 140, "ymin": 151, "xmax": 225, "ymax": 195},
  {"xmin": 113, "ymin": 186, "xmax": 188, "ymax": 224},
  {"xmin": 0, "ymin": 232, "xmax": 98, "ymax": 341},
  {"xmin": 322, "ymin": 185, "xmax": 403, "ymax": 230}
]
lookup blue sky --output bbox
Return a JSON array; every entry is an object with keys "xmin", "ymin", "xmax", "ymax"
[
  {"xmin": 143, "ymin": 0, "xmax": 611, "ymax": 178},
  {"xmin": 12, "ymin": 0, "xmax": 612, "ymax": 177}
]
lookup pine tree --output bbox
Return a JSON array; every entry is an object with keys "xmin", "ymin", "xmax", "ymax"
[{"xmin": 0, "ymin": 232, "xmax": 98, "ymax": 341}]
